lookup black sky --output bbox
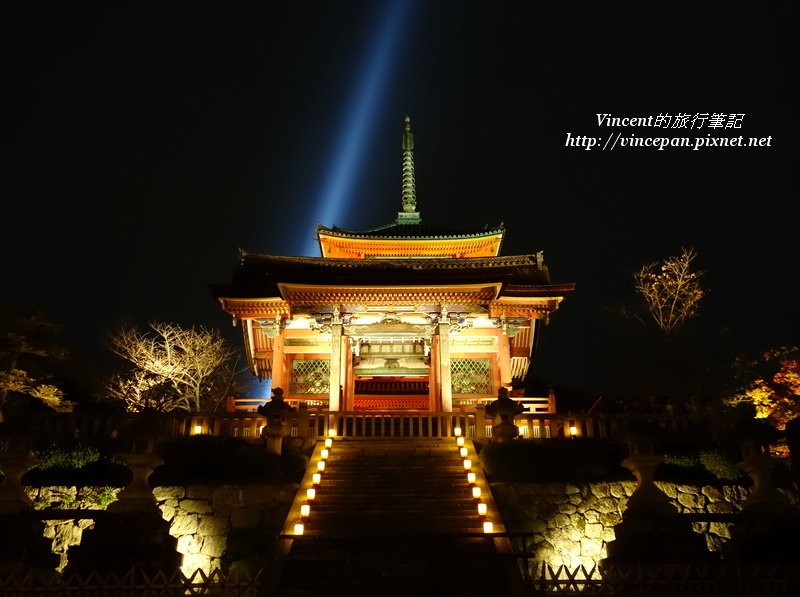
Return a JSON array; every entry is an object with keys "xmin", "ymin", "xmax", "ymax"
[{"xmin": 2, "ymin": 1, "xmax": 798, "ymax": 397}]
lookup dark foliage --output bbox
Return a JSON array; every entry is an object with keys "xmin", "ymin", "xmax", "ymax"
[
  {"xmin": 149, "ymin": 435, "xmax": 283, "ymax": 485},
  {"xmin": 478, "ymin": 438, "xmax": 630, "ymax": 483}
]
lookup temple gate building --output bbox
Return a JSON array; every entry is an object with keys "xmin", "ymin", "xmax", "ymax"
[{"xmin": 210, "ymin": 116, "xmax": 574, "ymax": 414}]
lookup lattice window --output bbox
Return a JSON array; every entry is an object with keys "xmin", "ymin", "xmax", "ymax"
[
  {"xmin": 290, "ymin": 359, "xmax": 331, "ymax": 395},
  {"xmin": 450, "ymin": 359, "xmax": 492, "ymax": 395}
]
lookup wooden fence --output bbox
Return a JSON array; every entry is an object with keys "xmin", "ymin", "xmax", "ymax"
[
  {"xmin": 0, "ymin": 567, "xmax": 262, "ymax": 597},
  {"xmin": 526, "ymin": 561, "xmax": 800, "ymax": 595}
]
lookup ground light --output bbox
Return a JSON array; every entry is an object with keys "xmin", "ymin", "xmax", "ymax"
[
  {"xmin": 467, "ymin": 472, "xmax": 476, "ymax": 484},
  {"xmin": 312, "ymin": 473, "xmax": 321, "ymax": 485},
  {"xmin": 483, "ymin": 520, "xmax": 493, "ymax": 533},
  {"xmin": 454, "ymin": 426, "xmax": 462, "ymax": 437},
  {"xmin": 472, "ymin": 486, "xmax": 481, "ymax": 499},
  {"xmin": 300, "ymin": 504, "xmax": 311, "ymax": 517},
  {"xmin": 463, "ymin": 459, "xmax": 472, "ymax": 470},
  {"xmin": 456, "ymin": 436, "xmax": 465, "ymax": 447},
  {"xmin": 294, "ymin": 523, "xmax": 304, "ymax": 535},
  {"xmin": 477, "ymin": 502, "xmax": 487, "ymax": 516}
]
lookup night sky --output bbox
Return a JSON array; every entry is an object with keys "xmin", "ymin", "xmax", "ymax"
[{"xmin": 2, "ymin": 1, "xmax": 798, "ymax": 399}]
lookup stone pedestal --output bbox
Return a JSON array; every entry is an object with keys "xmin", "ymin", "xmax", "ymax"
[
  {"xmin": 723, "ymin": 448, "xmax": 800, "ymax": 563},
  {"xmin": 65, "ymin": 413, "xmax": 180, "ymax": 575},
  {"xmin": 602, "ymin": 452, "xmax": 712, "ymax": 568},
  {"xmin": 0, "ymin": 437, "xmax": 59, "ymax": 572},
  {"xmin": 0, "ymin": 437, "xmax": 38, "ymax": 514}
]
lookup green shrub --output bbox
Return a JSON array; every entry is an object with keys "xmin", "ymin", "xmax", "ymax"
[
  {"xmin": 92, "ymin": 486, "xmax": 118, "ymax": 509},
  {"xmin": 34, "ymin": 445, "xmax": 100, "ymax": 470},
  {"xmin": 699, "ymin": 451, "xmax": 741, "ymax": 481}
]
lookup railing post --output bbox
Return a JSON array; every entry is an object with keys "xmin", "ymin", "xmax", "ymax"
[
  {"xmin": 474, "ymin": 405, "xmax": 486, "ymax": 439},
  {"xmin": 296, "ymin": 403, "xmax": 310, "ymax": 438}
]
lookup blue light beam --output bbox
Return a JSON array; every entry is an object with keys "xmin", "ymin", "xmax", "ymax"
[{"xmin": 301, "ymin": 0, "xmax": 413, "ymax": 256}]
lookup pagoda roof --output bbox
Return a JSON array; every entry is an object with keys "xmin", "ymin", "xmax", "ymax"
[
  {"xmin": 210, "ymin": 252, "xmax": 572, "ymax": 300},
  {"xmin": 317, "ymin": 221, "xmax": 505, "ymax": 241}
]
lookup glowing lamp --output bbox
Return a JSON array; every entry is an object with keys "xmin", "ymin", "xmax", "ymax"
[
  {"xmin": 454, "ymin": 427, "xmax": 462, "ymax": 437},
  {"xmin": 477, "ymin": 502, "xmax": 488, "ymax": 516},
  {"xmin": 321, "ymin": 448, "xmax": 330, "ymax": 459},
  {"xmin": 306, "ymin": 488, "xmax": 316, "ymax": 501},
  {"xmin": 456, "ymin": 436, "xmax": 465, "ymax": 447},
  {"xmin": 300, "ymin": 504, "xmax": 311, "ymax": 517},
  {"xmin": 459, "ymin": 447, "xmax": 468, "ymax": 458},
  {"xmin": 193, "ymin": 425, "xmax": 202, "ymax": 435},
  {"xmin": 312, "ymin": 472, "xmax": 321, "ymax": 485},
  {"xmin": 324, "ymin": 438, "xmax": 333, "ymax": 448},
  {"xmin": 293, "ymin": 523, "xmax": 304, "ymax": 535},
  {"xmin": 317, "ymin": 461, "xmax": 326, "ymax": 472},
  {"xmin": 328, "ymin": 428, "xmax": 337, "ymax": 437},
  {"xmin": 463, "ymin": 459, "xmax": 472, "ymax": 471},
  {"xmin": 472, "ymin": 486, "xmax": 481, "ymax": 499},
  {"xmin": 483, "ymin": 521, "xmax": 494, "ymax": 533},
  {"xmin": 569, "ymin": 423, "xmax": 578, "ymax": 437},
  {"xmin": 467, "ymin": 472, "xmax": 476, "ymax": 484}
]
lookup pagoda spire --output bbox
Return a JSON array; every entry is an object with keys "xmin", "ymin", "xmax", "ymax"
[{"xmin": 398, "ymin": 115, "xmax": 420, "ymax": 223}]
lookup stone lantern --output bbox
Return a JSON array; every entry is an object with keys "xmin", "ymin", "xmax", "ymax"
[
  {"xmin": 485, "ymin": 387, "xmax": 524, "ymax": 443},
  {"xmin": 257, "ymin": 387, "xmax": 297, "ymax": 455}
]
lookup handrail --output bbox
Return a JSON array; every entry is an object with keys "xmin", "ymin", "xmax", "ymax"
[{"xmin": 20, "ymin": 410, "xmax": 709, "ymax": 443}]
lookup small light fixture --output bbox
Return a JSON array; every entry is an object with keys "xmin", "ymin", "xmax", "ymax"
[
  {"xmin": 483, "ymin": 520, "xmax": 493, "ymax": 533},
  {"xmin": 306, "ymin": 488, "xmax": 316, "ymax": 500},
  {"xmin": 328, "ymin": 428, "xmax": 337, "ymax": 437},
  {"xmin": 317, "ymin": 460, "xmax": 325, "ymax": 472},
  {"xmin": 193, "ymin": 424, "xmax": 202, "ymax": 435},
  {"xmin": 456, "ymin": 436, "xmax": 465, "ymax": 447},
  {"xmin": 321, "ymin": 448, "xmax": 330, "ymax": 459},
  {"xmin": 463, "ymin": 459, "xmax": 472, "ymax": 470},
  {"xmin": 300, "ymin": 503, "xmax": 311, "ymax": 517},
  {"xmin": 467, "ymin": 472, "xmax": 476, "ymax": 484},
  {"xmin": 294, "ymin": 522, "xmax": 305, "ymax": 535},
  {"xmin": 454, "ymin": 426, "xmax": 462, "ymax": 437},
  {"xmin": 459, "ymin": 447, "xmax": 468, "ymax": 458},
  {"xmin": 569, "ymin": 421, "xmax": 578, "ymax": 437},
  {"xmin": 477, "ymin": 502, "xmax": 488, "ymax": 516},
  {"xmin": 312, "ymin": 472, "xmax": 321, "ymax": 485},
  {"xmin": 472, "ymin": 486, "xmax": 481, "ymax": 499},
  {"xmin": 324, "ymin": 438, "xmax": 333, "ymax": 448}
]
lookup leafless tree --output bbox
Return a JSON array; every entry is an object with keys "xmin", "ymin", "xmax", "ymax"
[
  {"xmin": 106, "ymin": 322, "xmax": 243, "ymax": 412},
  {"xmin": 633, "ymin": 247, "xmax": 705, "ymax": 335}
]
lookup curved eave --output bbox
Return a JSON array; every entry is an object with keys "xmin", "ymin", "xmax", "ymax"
[{"xmin": 316, "ymin": 224, "xmax": 506, "ymax": 258}]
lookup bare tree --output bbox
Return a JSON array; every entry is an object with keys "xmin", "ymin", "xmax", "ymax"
[
  {"xmin": 634, "ymin": 247, "xmax": 705, "ymax": 335},
  {"xmin": 106, "ymin": 322, "xmax": 242, "ymax": 412}
]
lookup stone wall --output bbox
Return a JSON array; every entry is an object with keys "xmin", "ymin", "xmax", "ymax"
[
  {"xmin": 491, "ymin": 480, "xmax": 750, "ymax": 569},
  {"xmin": 153, "ymin": 483, "xmax": 297, "ymax": 573},
  {"xmin": 23, "ymin": 483, "xmax": 298, "ymax": 574}
]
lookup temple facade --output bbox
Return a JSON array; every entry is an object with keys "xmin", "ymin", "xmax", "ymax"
[{"xmin": 210, "ymin": 116, "xmax": 574, "ymax": 413}]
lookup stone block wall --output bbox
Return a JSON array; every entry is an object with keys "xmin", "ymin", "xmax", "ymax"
[
  {"xmin": 491, "ymin": 480, "xmax": 750, "ymax": 569},
  {"xmin": 23, "ymin": 483, "xmax": 298, "ymax": 574}
]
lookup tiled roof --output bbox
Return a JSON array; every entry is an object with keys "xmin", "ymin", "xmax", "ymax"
[
  {"xmin": 317, "ymin": 222, "xmax": 505, "ymax": 239},
  {"xmin": 209, "ymin": 253, "xmax": 566, "ymax": 299}
]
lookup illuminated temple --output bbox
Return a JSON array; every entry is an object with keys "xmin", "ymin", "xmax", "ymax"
[{"xmin": 211, "ymin": 116, "xmax": 574, "ymax": 413}]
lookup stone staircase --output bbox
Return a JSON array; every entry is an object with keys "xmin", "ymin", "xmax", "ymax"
[{"xmin": 267, "ymin": 437, "xmax": 527, "ymax": 596}]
